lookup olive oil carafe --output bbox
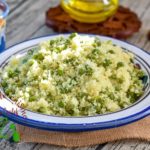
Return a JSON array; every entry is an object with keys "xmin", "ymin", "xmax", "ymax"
[{"xmin": 61, "ymin": 0, "xmax": 118, "ymax": 23}]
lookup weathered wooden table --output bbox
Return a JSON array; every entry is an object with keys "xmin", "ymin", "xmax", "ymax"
[{"xmin": 0, "ymin": 0, "xmax": 150, "ymax": 149}]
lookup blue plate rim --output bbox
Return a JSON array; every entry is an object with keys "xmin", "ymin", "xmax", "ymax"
[{"xmin": 0, "ymin": 105, "xmax": 150, "ymax": 131}]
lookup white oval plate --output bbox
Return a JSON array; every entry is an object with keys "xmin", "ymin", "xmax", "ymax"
[{"xmin": 0, "ymin": 34, "xmax": 150, "ymax": 132}]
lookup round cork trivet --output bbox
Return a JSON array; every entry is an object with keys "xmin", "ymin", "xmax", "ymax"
[{"xmin": 46, "ymin": 6, "xmax": 141, "ymax": 39}]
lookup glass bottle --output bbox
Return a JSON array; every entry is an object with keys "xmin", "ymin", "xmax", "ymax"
[
  {"xmin": 0, "ymin": 0, "xmax": 9, "ymax": 52},
  {"xmin": 61, "ymin": 0, "xmax": 119, "ymax": 23}
]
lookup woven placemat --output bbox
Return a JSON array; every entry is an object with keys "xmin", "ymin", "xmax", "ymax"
[
  {"xmin": 17, "ymin": 116, "xmax": 150, "ymax": 148},
  {"xmin": 46, "ymin": 5, "xmax": 141, "ymax": 39}
]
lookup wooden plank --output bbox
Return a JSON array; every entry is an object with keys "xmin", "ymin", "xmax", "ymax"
[
  {"xmin": 6, "ymin": 0, "xmax": 56, "ymax": 47},
  {"xmin": 6, "ymin": 0, "xmax": 26, "ymax": 12},
  {"xmin": 15, "ymin": 143, "xmax": 37, "ymax": 150},
  {"xmin": 33, "ymin": 145, "xmax": 72, "ymax": 150},
  {"xmin": 125, "ymin": 0, "xmax": 150, "ymax": 49},
  {"xmin": 101, "ymin": 140, "xmax": 150, "ymax": 150},
  {"xmin": 1, "ymin": 0, "xmax": 150, "ymax": 150},
  {"xmin": 32, "ymin": 145, "xmax": 98, "ymax": 150},
  {"xmin": 0, "ymin": 140, "xmax": 36, "ymax": 150},
  {"xmin": 74, "ymin": 146, "xmax": 99, "ymax": 150},
  {"xmin": 31, "ymin": 144, "xmax": 98, "ymax": 150},
  {"xmin": 31, "ymin": 25, "xmax": 56, "ymax": 39}
]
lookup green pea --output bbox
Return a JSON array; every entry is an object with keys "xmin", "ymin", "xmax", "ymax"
[
  {"xmin": 29, "ymin": 96, "xmax": 36, "ymax": 102},
  {"xmin": 115, "ymin": 86, "xmax": 121, "ymax": 91},
  {"xmin": 79, "ymin": 68, "xmax": 85, "ymax": 75},
  {"xmin": 69, "ymin": 33, "xmax": 77, "ymax": 39},
  {"xmin": 49, "ymin": 40, "xmax": 55, "ymax": 46},
  {"xmin": 17, "ymin": 81, "xmax": 23, "ymax": 87},
  {"xmin": 92, "ymin": 48, "xmax": 99, "ymax": 55},
  {"xmin": 109, "ymin": 93, "xmax": 115, "ymax": 100},
  {"xmin": 108, "ymin": 50, "xmax": 115, "ymax": 54},
  {"xmin": 8, "ymin": 69, "xmax": 19, "ymax": 78},
  {"xmin": 117, "ymin": 62, "xmax": 124, "ymax": 69},
  {"xmin": 8, "ymin": 70, "xmax": 14, "ymax": 77},
  {"xmin": 1, "ymin": 81, "xmax": 7, "ymax": 88},
  {"xmin": 65, "ymin": 39, "xmax": 70, "ymax": 45},
  {"xmin": 5, "ymin": 88, "xmax": 11, "ymax": 95},
  {"xmin": 103, "ymin": 59, "xmax": 112, "ymax": 68},
  {"xmin": 54, "ymin": 47, "xmax": 62, "ymax": 53},
  {"xmin": 28, "ymin": 61, "xmax": 34, "ymax": 66},
  {"xmin": 58, "ymin": 101, "xmax": 64, "ymax": 108},
  {"xmin": 33, "ymin": 53, "xmax": 44, "ymax": 60},
  {"xmin": 109, "ymin": 74, "xmax": 117, "ymax": 80},
  {"xmin": 85, "ymin": 65, "xmax": 93, "ymax": 76},
  {"xmin": 42, "ymin": 65, "xmax": 47, "ymax": 70},
  {"xmin": 117, "ymin": 78, "xmax": 124, "ymax": 84},
  {"xmin": 57, "ymin": 69, "xmax": 64, "ymax": 76}
]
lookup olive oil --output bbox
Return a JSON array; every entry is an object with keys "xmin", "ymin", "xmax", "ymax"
[{"xmin": 61, "ymin": 0, "xmax": 118, "ymax": 23}]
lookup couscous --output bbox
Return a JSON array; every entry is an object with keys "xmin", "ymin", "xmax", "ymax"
[{"xmin": 0, "ymin": 33, "xmax": 145, "ymax": 116}]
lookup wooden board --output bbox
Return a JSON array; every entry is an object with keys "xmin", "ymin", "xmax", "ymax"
[{"xmin": 0, "ymin": 0, "xmax": 150, "ymax": 149}]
